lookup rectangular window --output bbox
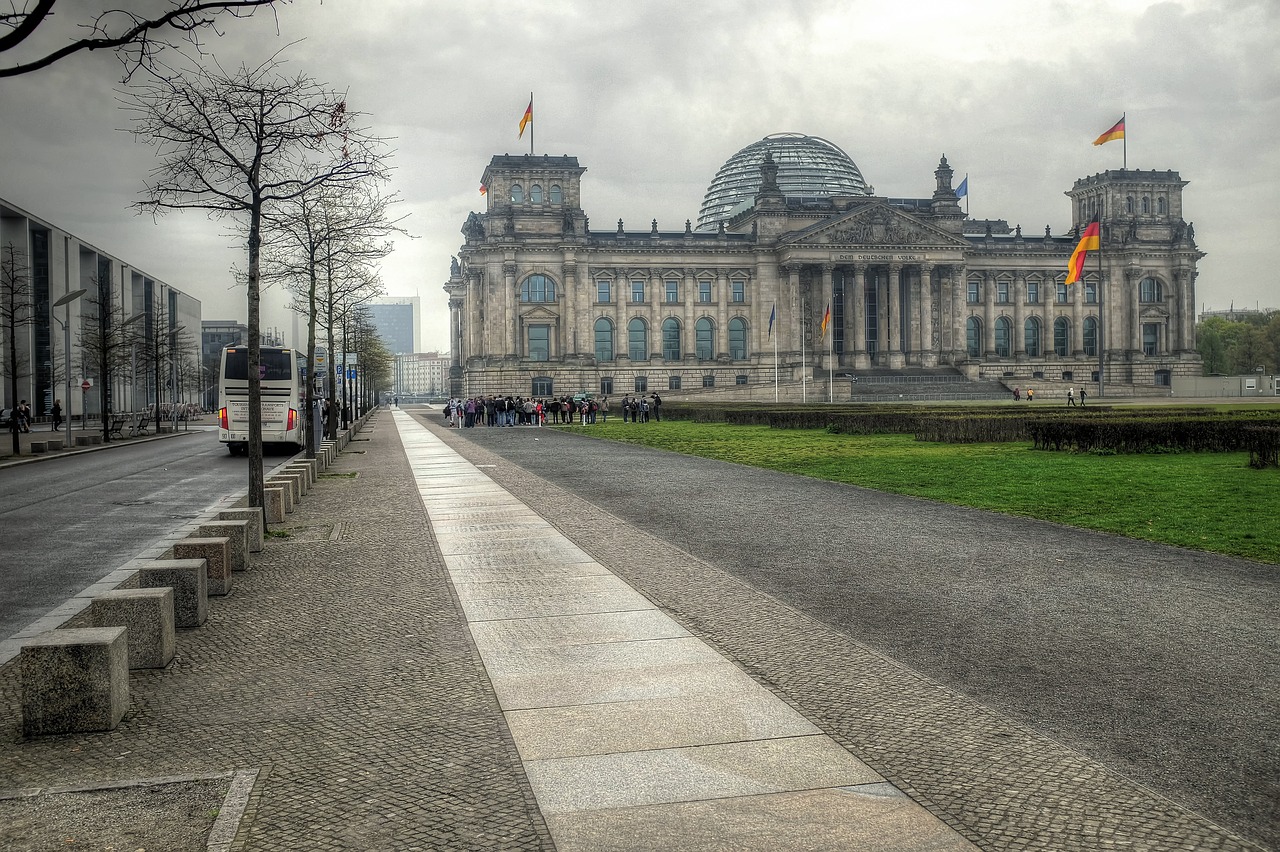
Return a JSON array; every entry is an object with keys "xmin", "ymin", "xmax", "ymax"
[
  {"xmin": 731, "ymin": 281, "xmax": 745, "ymax": 303},
  {"xmin": 527, "ymin": 325, "xmax": 549, "ymax": 361},
  {"xmin": 633, "ymin": 376, "xmax": 648, "ymax": 393},
  {"xmin": 668, "ymin": 376, "xmax": 681, "ymax": 390},
  {"xmin": 967, "ymin": 281, "xmax": 980, "ymax": 303},
  {"xmin": 599, "ymin": 377, "xmax": 614, "ymax": 395},
  {"xmin": 735, "ymin": 374, "xmax": 748, "ymax": 385},
  {"xmin": 631, "ymin": 280, "xmax": 645, "ymax": 303},
  {"xmin": 1085, "ymin": 282, "xmax": 1098, "ymax": 304},
  {"xmin": 665, "ymin": 281, "xmax": 679, "ymax": 303},
  {"xmin": 997, "ymin": 281, "xmax": 1010, "ymax": 303},
  {"xmin": 1056, "ymin": 284, "xmax": 1069, "ymax": 304},
  {"xmin": 702, "ymin": 374, "xmax": 715, "ymax": 388},
  {"xmin": 698, "ymin": 281, "xmax": 712, "ymax": 303},
  {"xmin": 596, "ymin": 280, "xmax": 611, "ymax": 303},
  {"xmin": 1026, "ymin": 282, "xmax": 1039, "ymax": 304}
]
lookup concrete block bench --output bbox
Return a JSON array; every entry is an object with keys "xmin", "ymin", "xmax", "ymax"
[
  {"xmin": 173, "ymin": 537, "xmax": 232, "ymax": 596},
  {"xmin": 263, "ymin": 485, "xmax": 288, "ymax": 523},
  {"xmin": 282, "ymin": 465, "xmax": 311, "ymax": 494},
  {"xmin": 138, "ymin": 559, "xmax": 208, "ymax": 628},
  {"xmin": 219, "ymin": 507, "xmax": 264, "ymax": 553},
  {"xmin": 46, "ymin": 438, "xmax": 63, "ymax": 451},
  {"xmin": 270, "ymin": 473, "xmax": 302, "ymax": 505},
  {"xmin": 29, "ymin": 441, "xmax": 47, "ymax": 453},
  {"xmin": 287, "ymin": 459, "xmax": 318, "ymax": 488},
  {"xmin": 195, "ymin": 520, "xmax": 250, "ymax": 572},
  {"xmin": 21, "ymin": 627, "xmax": 128, "ymax": 736},
  {"xmin": 90, "ymin": 588, "xmax": 175, "ymax": 670}
]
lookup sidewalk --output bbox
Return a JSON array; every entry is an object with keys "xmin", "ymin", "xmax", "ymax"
[{"xmin": 0, "ymin": 409, "xmax": 1266, "ymax": 850}]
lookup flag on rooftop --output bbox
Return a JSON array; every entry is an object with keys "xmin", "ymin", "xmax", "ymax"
[
  {"xmin": 519, "ymin": 98, "xmax": 533, "ymax": 139},
  {"xmin": 1093, "ymin": 115, "xmax": 1125, "ymax": 146},
  {"xmin": 955, "ymin": 175, "xmax": 968, "ymax": 199},
  {"xmin": 479, "ymin": 183, "xmax": 487, "ymax": 196}
]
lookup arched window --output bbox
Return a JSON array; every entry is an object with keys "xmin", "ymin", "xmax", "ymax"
[
  {"xmin": 662, "ymin": 317, "xmax": 682, "ymax": 360},
  {"xmin": 549, "ymin": 185, "xmax": 563, "ymax": 204},
  {"xmin": 1024, "ymin": 317, "xmax": 1042, "ymax": 357},
  {"xmin": 594, "ymin": 317, "xmax": 614, "ymax": 362},
  {"xmin": 994, "ymin": 316, "xmax": 1012, "ymax": 358},
  {"xmin": 628, "ymin": 318, "xmax": 648, "ymax": 361},
  {"xmin": 1157, "ymin": 196, "xmax": 1167, "ymax": 215},
  {"xmin": 520, "ymin": 274, "xmax": 556, "ymax": 302},
  {"xmin": 695, "ymin": 318, "xmax": 715, "ymax": 360},
  {"xmin": 1054, "ymin": 317, "xmax": 1070, "ymax": 356},
  {"xmin": 510, "ymin": 184, "xmax": 524, "ymax": 204},
  {"xmin": 1141, "ymin": 195, "xmax": 1150, "ymax": 214},
  {"xmin": 965, "ymin": 317, "xmax": 981, "ymax": 358},
  {"xmin": 530, "ymin": 184, "xmax": 543, "ymax": 203},
  {"xmin": 1125, "ymin": 195, "xmax": 1134, "ymax": 214},
  {"xmin": 728, "ymin": 318, "xmax": 747, "ymax": 360},
  {"xmin": 1083, "ymin": 316, "xmax": 1099, "ymax": 357},
  {"xmin": 1140, "ymin": 277, "xmax": 1163, "ymax": 302}
]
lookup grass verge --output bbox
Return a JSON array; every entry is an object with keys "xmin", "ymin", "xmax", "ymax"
[{"xmin": 572, "ymin": 420, "xmax": 1279, "ymax": 564}]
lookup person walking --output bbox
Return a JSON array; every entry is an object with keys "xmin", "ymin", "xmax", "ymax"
[
  {"xmin": 1079, "ymin": 388, "xmax": 1087, "ymax": 407},
  {"xmin": 651, "ymin": 392, "xmax": 663, "ymax": 422},
  {"xmin": 599, "ymin": 396, "xmax": 609, "ymax": 424},
  {"xmin": 16, "ymin": 400, "xmax": 32, "ymax": 432},
  {"xmin": 1067, "ymin": 387, "xmax": 1075, "ymax": 407},
  {"xmin": 51, "ymin": 399, "xmax": 63, "ymax": 431},
  {"xmin": 1027, "ymin": 388, "xmax": 1034, "ymax": 402}
]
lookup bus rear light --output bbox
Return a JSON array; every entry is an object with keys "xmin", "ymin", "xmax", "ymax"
[
  {"xmin": 219, "ymin": 407, "xmax": 228, "ymax": 429},
  {"xmin": 287, "ymin": 408, "xmax": 297, "ymax": 431}
]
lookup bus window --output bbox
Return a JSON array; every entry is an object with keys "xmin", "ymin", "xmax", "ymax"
[{"xmin": 223, "ymin": 348, "xmax": 295, "ymax": 382}]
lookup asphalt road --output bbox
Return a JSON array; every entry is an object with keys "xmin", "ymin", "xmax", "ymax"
[
  {"xmin": 434, "ymin": 419, "xmax": 1279, "ymax": 849},
  {"xmin": 0, "ymin": 428, "xmax": 289, "ymax": 639}
]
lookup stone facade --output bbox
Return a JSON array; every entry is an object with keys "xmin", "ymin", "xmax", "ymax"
[{"xmin": 444, "ymin": 147, "xmax": 1204, "ymax": 400}]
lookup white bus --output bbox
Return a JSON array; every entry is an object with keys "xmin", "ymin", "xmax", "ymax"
[{"xmin": 217, "ymin": 345, "xmax": 305, "ymax": 456}]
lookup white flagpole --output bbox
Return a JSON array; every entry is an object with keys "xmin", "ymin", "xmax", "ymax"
[
  {"xmin": 772, "ymin": 304, "xmax": 778, "ymax": 403},
  {"xmin": 801, "ymin": 302, "xmax": 807, "ymax": 404},
  {"xmin": 828, "ymin": 321, "xmax": 834, "ymax": 403}
]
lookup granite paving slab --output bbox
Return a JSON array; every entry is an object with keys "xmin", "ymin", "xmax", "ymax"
[{"xmin": 468, "ymin": 610, "xmax": 691, "ymax": 651}]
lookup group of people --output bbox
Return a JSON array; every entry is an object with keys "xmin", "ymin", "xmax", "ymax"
[
  {"xmin": 1010, "ymin": 386, "xmax": 1086, "ymax": 405},
  {"xmin": 5, "ymin": 399, "xmax": 62, "ymax": 432},
  {"xmin": 442, "ymin": 392, "xmax": 664, "ymax": 428}
]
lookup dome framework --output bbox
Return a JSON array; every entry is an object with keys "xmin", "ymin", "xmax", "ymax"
[{"xmin": 696, "ymin": 133, "xmax": 871, "ymax": 231}]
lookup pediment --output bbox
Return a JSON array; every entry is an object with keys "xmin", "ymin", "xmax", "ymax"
[
  {"xmin": 520, "ymin": 305, "xmax": 560, "ymax": 321},
  {"xmin": 781, "ymin": 203, "xmax": 969, "ymax": 249},
  {"xmin": 1140, "ymin": 305, "xmax": 1171, "ymax": 320}
]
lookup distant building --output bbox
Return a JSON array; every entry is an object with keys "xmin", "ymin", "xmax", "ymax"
[
  {"xmin": 393, "ymin": 351, "xmax": 449, "ymax": 399},
  {"xmin": 368, "ymin": 297, "xmax": 420, "ymax": 355},
  {"xmin": 445, "ymin": 133, "xmax": 1205, "ymax": 400},
  {"xmin": 1199, "ymin": 307, "xmax": 1271, "ymax": 323},
  {"xmin": 1, "ymin": 196, "xmax": 200, "ymax": 420}
]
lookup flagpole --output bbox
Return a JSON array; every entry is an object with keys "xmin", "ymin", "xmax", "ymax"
[
  {"xmin": 801, "ymin": 298, "xmax": 807, "ymax": 404},
  {"xmin": 828, "ymin": 325, "xmax": 834, "ymax": 403},
  {"xmin": 772, "ymin": 302, "xmax": 778, "ymax": 404},
  {"xmin": 1097, "ymin": 227, "xmax": 1106, "ymax": 398},
  {"xmin": 1121, "ymin": 112, "xmax": 1126, "ymax": 170},
  {"xmin": 529, "ymin": 91, "xmax": 534, "ymax": 156}
]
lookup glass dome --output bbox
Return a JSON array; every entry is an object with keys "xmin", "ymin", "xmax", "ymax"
[{"xmin": 696, "ymin": 133, "xmax": 871, "ymax": 231}]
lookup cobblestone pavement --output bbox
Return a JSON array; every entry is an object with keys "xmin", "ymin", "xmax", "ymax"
[
  {"xmin": 0, "ymin": 412, "xmax": 553, "ymax": 850},
  {"xmin": 419, "ymin": 414, "xmax": 1274, "ymax": 852}
]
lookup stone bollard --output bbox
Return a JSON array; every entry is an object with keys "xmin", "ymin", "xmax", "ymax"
[
  {"xmin": 195, "ymin": 520, "xmax": 250, "ymax": 572},
  {"xmin": 288, "ymin": 458, "xmax": 318, "ymax": 488},
  {"xmin": 219, "ymin": 507, "xmax": 264, "ymax": 553},
  {"xmin": 90, "ymin": 588, "xmax": 176, "ymax": 670},
  {"xmin": 138, "ymin": 559, "xmax": 208, "ymax": 627},
  {"xmin": 46, "ymin": 438, "xmax": 63, "ymax": 451},
  {"xmin": 262, "ymin": 486, "xmax": 286, "ymax": 524},
  {"xmin": 267, "ymin": 479, "xmax": 295, "ymax": 513},
  {"xmin": 274, "ymin": 469, "xmax": 305, "ymax": 500},
  {"xmin": 173, "ymin": 537, "xmax": 232, "ymax": 596},
  {"xmin": 30, "ymin": 441, "xmax": 47, "ymax": 453},
  {"xmin": 21, "ymin": 627, "xmax": 128, "ymax": 736},
  {"xmin": 284, "ymin": 463, "xmax": 313, "ymax": 493}
]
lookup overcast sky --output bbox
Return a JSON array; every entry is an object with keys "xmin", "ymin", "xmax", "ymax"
[{"xmin": 1, "ymin": 0, "xmax": 1275, "ymax": 352}]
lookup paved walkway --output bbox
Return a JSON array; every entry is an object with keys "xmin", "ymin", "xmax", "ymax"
[{"xmin": 0, "ymin": 408, "xmax": 1269, "ymax": 850}]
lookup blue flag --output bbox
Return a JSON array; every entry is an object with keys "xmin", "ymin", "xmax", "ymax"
[
  {"xmin": 768, "ymin": 303, "xmax": 776, "ymax": 337},
  {"xmin": 955, "ymin": 175, "xmax": 968, "ymax": 199}
]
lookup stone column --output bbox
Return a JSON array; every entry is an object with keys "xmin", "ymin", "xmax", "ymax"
[
  {"xmin": 919, "ymin": 263, "xmax": 935, "ymax": 367},
  {"xmin": 785, "ymin": 264, "xmax": 801, "ymax": 358},
  {"xmin": 1013, "ymin": 270, "xmax": 1026, "ymax": 358},
  {"xmin": 562, "ymin": 259, "xmax": 578, "ymax": 356},
  {"xmin": 820, "ymin": 264, "xmax": 835, "ymax": 369},
  {"xmin": 503, "ymin": 261, "xmax": 517, "ymax": 358},
  {"xmin": 982, "ymin": 271, "xmax": 996, "ymax": 358},
  {"xmin": 950, "ymin": 264, "xmax": 966, "ymax": 362},
  {"xmin": 1071, "ymin": 276, "xmax": 1085, "ymax": 356},
  {"xmin": 886, "ymin": 264, "xmax": 902, "ymax": 367},
  {"xmin": 1128, "ymin": 268, "xmax": 1142, "ymax": 354},
  {"xmin": 852, "ymin": 264, "xmax": 869, "ymax": 369},
  {"xmin": 717, "ymin": 270, "xmax": 731, "ymax": 359},
  {"xmin": 683, "ymin": 267, "xmax": 697, "ymax": 361}
]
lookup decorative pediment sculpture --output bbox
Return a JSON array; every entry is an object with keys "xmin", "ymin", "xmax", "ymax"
[{"xmin": 784, "ymin": 204, "xmax": 968, "ymax": 249}]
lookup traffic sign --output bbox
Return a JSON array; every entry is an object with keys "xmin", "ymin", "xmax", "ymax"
[{"xmin": 81, "ymin": 380, "xmax": 91, "ymax": 391}]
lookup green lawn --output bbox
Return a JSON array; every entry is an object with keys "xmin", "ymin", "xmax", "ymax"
[{"xmin": 571, "ymin": 420, "xmax": 1279, "ymax": 564}]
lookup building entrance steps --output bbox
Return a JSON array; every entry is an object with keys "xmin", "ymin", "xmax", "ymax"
[{"xmin": 393, "ymin": 410, "xmax": 978, "ymax": 852}]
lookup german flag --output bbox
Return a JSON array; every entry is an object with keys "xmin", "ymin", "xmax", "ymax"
[
  {"xmin": 820, "ymin": 302, "xmax": 831, "ymax": 338},
  {"xmin": 519, "ymin": 98, "xmax": 533, "ymax": 139},
  {"xmin": 479, "ymin": 184, "xmax": 487, "ymax": 196},
  {"xmin": 1066, "ymin": 217, "xmax": 1100, "ymax": 285},
  {"xmin": 1092, "ymin": 115, "xmax": 1125, "ymax": 146}
]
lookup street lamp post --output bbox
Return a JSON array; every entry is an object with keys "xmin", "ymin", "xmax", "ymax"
[{"xmin": 52, "ymin": 288, "xmax": 88, "ymax": 447}]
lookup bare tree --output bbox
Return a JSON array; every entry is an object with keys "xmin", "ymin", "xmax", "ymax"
[
  {"xmin": 0, "ymin": 0, "xmax": 293, "ymax": 78},
  {"xmin": 78, "ymin": 281, "xmax": 147, "ymax": 441},
  {"xmin": 1, "ymin": 242, "xmax": 35, "ymax": 453},
  {"xmin": 263, "ymin": 178, "xmax": 403, "ymax": 457},
  {"xmin": 125, "ymin": 54, "xmax": 387, "ymax": 519}
]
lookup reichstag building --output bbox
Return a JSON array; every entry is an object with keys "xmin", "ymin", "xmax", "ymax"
[{"xmin": 444, "ymin": 133, "xmax": 1203, "ymax": 400}]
